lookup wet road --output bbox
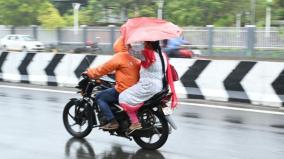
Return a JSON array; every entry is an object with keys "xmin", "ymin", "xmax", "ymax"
[{"xmin": 0, "ymin": 83, "xmax": 284, "ymax": 159}]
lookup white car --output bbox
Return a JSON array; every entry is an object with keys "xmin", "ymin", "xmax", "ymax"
[{"xmin": 0, "ymin": 34, "xmax": 45, "ymax": 52}]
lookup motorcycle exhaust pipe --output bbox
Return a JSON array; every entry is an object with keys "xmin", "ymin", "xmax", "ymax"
[{"xmin": 165, "ymin": 115, "xmax": 178, "ymax": 130}]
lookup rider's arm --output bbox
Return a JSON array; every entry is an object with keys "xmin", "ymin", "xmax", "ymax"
[{"xmin": 86, "ymin": 54, "xmax": 121, "ymax": 79}]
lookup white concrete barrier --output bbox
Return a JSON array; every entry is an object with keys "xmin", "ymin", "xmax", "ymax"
[{"xmin": 0, "ymin": 52, "xmax": 283, "ymax": 107}]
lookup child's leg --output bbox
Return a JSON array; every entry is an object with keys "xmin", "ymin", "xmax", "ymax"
[
  {"xmin": 127, "ymin": 111, "xmax": 142, "ymax": 132},
  {"xmin": 120, "ymin": 102, "xmax": 144, "ymax": 113},
  {"xmin": 120, "ymin": 103, "xmax": 143, "ymax": 131},
  {"xmin": 127, "ymin": 111, "xmax": 139, "ymax": 124}
]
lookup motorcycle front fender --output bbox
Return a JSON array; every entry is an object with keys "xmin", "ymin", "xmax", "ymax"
[
  {"xmin": 69, "ymin": 98, "xmax": 97, "ymax": 126},
  {"xmin": 69, "ymin": 98, "xmax": 80, "ymax": 103}
]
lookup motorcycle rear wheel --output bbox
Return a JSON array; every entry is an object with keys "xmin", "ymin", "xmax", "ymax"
[
  {"xmin": 133, "ymin": 110, "xmax": 169, "ymax": 150},
  {"xmin": 63, "ymin": 100, "xmax": 93, "ymax": 138}
]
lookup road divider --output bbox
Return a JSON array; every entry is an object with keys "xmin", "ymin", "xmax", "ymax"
[{"xmin": 0, "ymin": 51, "xmax": 283, "ymax": 107}]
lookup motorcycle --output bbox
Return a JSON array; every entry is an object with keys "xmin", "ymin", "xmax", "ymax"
[
  {"xmin": 164, "ymin": 47, "xmax": 193, "ymax": 58},
  {"xmin": 63, "ymin": 74, "xmax": 177, "ymax": 150},
  {"xmin": 73, "ymin": 40, "xmax": 102, "ymax": 54}
]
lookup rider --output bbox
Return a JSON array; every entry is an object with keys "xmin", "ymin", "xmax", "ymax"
[
  {"xmin": 119, "ymin": 41, "xmax": 175, "ymax": 134},
  {"xmin": 163, "ymin": 37, "xmax": 190, "ymax": 57},
  {"xmin": 86, "ymin": 36, "xmax": 140, "ymax": 130}
]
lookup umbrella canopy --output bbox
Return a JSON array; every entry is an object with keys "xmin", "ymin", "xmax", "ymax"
[{"xmin": 120, "ymin": 17, "xmax": 183, "ymax": 44}]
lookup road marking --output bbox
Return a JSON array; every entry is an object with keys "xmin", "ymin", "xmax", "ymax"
[
  {"xmin": 0, "ymin": 85, "xmax": 76, "ymax": 94},
  {"xmin": 1, "ymin": 84, "xmax": 284, "ymax": 116},
  {"xmin": 179, "ymin": 102, "xmax": 284, "ymax": 116}
]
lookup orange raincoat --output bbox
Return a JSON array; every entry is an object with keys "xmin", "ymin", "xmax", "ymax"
[{"xmin": 87, "ymin": 37, "xmax": 140, "ymax": 93}]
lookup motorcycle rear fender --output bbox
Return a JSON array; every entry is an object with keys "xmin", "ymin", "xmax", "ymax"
[{"xmin": 140, "ymin": 103, "xmax": 178, "ymax": 130}]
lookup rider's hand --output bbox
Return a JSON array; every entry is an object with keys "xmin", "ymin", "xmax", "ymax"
[
  {"xmin": 81, "ymin": 71, "xmax": 89, "ymax": 79},
  {"xmin": 84, "ymin": 68, "xmax": 97, "ymax": 79}
]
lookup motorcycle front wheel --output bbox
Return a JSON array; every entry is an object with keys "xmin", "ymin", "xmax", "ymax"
[
  {"xmin": 133, "ymin": 109, "xmax": 169, "ymax": 150},
  {"xmin": 63, "ymin": 99, "xmax": 93, "ymax": 138}
]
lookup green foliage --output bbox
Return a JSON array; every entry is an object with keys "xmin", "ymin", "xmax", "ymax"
[
  {"xmin": 51, "ymin": 0, "xmax": 71, "ymax": 15},
  {"xmin": 0, "ymin": 0, "xmax": 283, "ymax": 27},
  {"xmin": 127, "ymin": 2, "xmax": 156, "ymax": 18},
  {"xmin": 76, "ymin": 0, "xmax": 105, "ymax": 25},
  {"xmin": 75, "ymin": 0, "xmax": 156, "ymax": 25},
  {"xmin": 164, "ymin": 0, "xmax": 251, "ymax": 26},
  {"xmin": 63, "ymin": 13, "xmax": 74, "ymax": 27},
  {"xmin": 273, "ymin": 0, "xmax": 284, "ymax": 20},
  {"xmin": 214, "ymin": 16, "xmax": 235, "ymax": 27},
  {"xmin": 38, "ymin": 2, "xmax": 66, "ymax": 29},
  {"xmin": 0, "ymin": 0, "xmax": 49, "ymax": 25},
  {"xmin": 279, "ymin": 27, "xmax": 284, "ymax": 38}
]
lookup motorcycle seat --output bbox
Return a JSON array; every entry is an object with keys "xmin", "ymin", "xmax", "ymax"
[{"xmin": 143, "ymin": 89, "xmax": 169, "ymax": 106}]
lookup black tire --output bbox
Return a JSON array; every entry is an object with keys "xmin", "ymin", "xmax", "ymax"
[
  {"xmin": 63, "ymin": 100, "xmax": 93, "ymax": 138},
  {"xmin": 133, "ymin": 110, "xmax": 169, "ymax": 150}
]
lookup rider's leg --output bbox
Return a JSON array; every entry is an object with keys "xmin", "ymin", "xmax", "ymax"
[
  {"xmin": 127, "ymin": 111, "xmax": 139, "ymax": 123},
  {"xmin": 127, "ymin": 111, "xmax": 142, "ymax": 133},
  {"xmin": 96, "ymin": 88, "xmax": 120, "ymax": 129},
  {"xmin": 120, "ymin": 102, "xmax": 144, "ymax": 112},
  {"xmin": 120, "ymin": 103, "xmax": 143, "ymax": 132}
]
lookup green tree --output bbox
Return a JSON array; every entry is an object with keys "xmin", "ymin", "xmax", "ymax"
[
  {"xmin": 125, "ymin": 0, "xmax": 156, "ymax": 18},
  {"xmin": 60, "ymin": 0, "xmax": 107, "ymax": 26},
  {"xmin": 52, "ymin": 0, "xmax": 73, "ymax": 16},
  {"xmin": 273, "ymin": 0, "xmax": 284, "ymax": 20},
  {"xmin": 0, "ymin": 0, "xmax": 49, "ymax": 26},
  {"xmin": 164, "ymin": 0, "xmax": 251, "ymax": 26},
  {"xmin": 1, "ymin": 0, "xmax": 282, "ymax": 27},
  {"xmin": 59, "ymin": 0, "xmax": 157, "ymax": 26},
  {"xmin": 78, "ymin": 0, "xmax": 105, "ymax": 25},
  {"xmin": 38, "ymin": 2, "xmax": 66, "ymax": 29}
]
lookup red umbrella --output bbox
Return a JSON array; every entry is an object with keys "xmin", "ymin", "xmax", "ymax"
[{"xmin": 120, "ymin": 17, "xmax": 183, "ymax": 44}]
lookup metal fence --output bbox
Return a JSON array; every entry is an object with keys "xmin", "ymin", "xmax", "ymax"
[
  {"xmin": 179, "ymin": 26, "xmax": 284, "ymax": 59},
  {"xmin": 183, "ymin": 27, "xmax": 284, "ymax": 48},
  {"xmin": 1, "ymin": 25, "xmax": 284, "ymax": 57}
]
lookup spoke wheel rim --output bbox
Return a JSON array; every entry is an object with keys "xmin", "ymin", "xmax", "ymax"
[
  {"xmin": 136, "ymin": 110, "xmax": 168, "ymax": 145},
  {"xmin": 67, "ymin": 104, "xmax": 89, "ymax": 134}
]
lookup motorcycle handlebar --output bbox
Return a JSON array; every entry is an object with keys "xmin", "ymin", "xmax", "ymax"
[{"xmin": 80, "ymin": 73, "xmax": 102, "ymax": 84}]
